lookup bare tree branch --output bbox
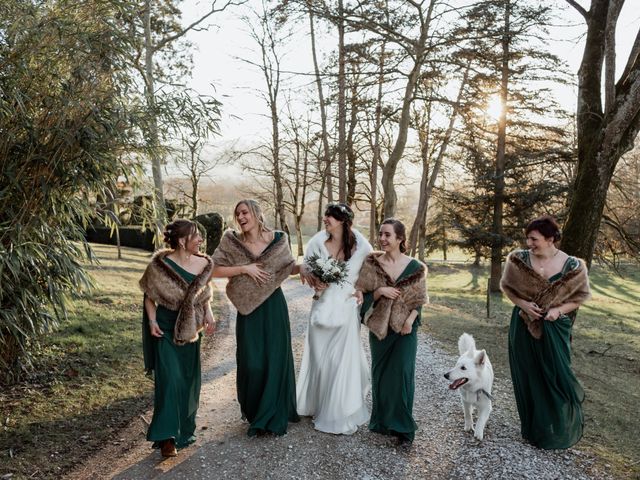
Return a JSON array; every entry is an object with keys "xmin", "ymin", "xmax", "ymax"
[{"xmin": 565, "ymin": 0, "xmax": 589, "ymax": 21}]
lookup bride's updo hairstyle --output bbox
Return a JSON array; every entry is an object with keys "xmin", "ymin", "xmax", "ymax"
[
  {"xmin": 164, "ymin": 219, "xmax": 198, "ymax": 249},
  {"xmin": 381, "ymin": 218, "xmax": 407, "ymax": 253},
  {"xmin": 325, "ymin": 203, "xmax": 356, "ymax": 261},
  {"xmin": 525, "ymin": 215, "xmax": 561, "ymax": 242}
]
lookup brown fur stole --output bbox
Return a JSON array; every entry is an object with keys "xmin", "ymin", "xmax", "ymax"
[
  {"xmin": 212, "ymin": 230, "xmax": 295, "ymax": 315},
  {"xmin": 500, "ymin": 250, "xmax": 591, "ymax": 339},
  {"xmin": 139, "ymin": 249, "xmax": 213, "ymax": 345},
  {"xmin": 355, "ymin": 252, "xmax": 427, "ymax": 340}
]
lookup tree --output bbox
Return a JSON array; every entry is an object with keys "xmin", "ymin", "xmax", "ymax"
[
  {"xmin": 130, "ymin": 0, "xmax": 243, "ymax": 238},
  {"xmin": 281, "ymin": 105, "xmax": 320, "ymax": 256},
  {"xmin": 243, "ymin": 1, "xmax": 291, "ymax": 236},
  {"xmin": 561, "ymin": 0, "xmax": 640, "ymax": 265},
  {"xmin": 171, "ymin": 95, "xmax": 222, "ymax": 216},
  {"xmin": 407, "ymin": 63, "xmax": 470, "ymax": 257},
  {"xmin": 307, "ymin": 0, "xmax": 334, "ymax": 223},
  {"xmin": 350, "ymin": 0, "xmax": 440, "ymax": 219},
  {"xmin": 489, "ymin": 0, "xmax": 511, "ymax": 292},
  {"xmin": 0, "ymin": 0, "xmax": 141, "ymax": 381}
]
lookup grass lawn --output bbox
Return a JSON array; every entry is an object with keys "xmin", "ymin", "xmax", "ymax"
[
  {"xmin": 0, "ymin": 244, "xmax": 222, "ymax": 479},
  {"xmin": 423, "ymin": 261, "xmax": 640, "ymax": 478}
]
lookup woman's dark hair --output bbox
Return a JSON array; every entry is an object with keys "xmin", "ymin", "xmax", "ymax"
[
  {"xmin": 163, "ymin": 219, "xmax": 198, "ymax": 249},
  {"xmin": 325, "ymin": 203, "xmax": 356, "ymax": 261},
  {"xmin": 381, "ymin": 218, "xmax": 407, "ymax": 253},
  {"xmin": 525, "ymin": 215, "xmax": 561, "ymax": 242}
]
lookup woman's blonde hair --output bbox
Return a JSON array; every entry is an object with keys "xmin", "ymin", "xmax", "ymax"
[{"xmin": 233, "ymin": 199, "xmax": 271, "ymax": 240}]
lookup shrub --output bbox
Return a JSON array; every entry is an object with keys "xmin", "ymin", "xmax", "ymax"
[{"xmin": 195, "ymin": 213, "xmax": 225, "ymax": 255}]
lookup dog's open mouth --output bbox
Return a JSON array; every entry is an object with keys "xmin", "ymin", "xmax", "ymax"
[{"xmin": 449, "ymin": 378, "xmax": 468, "ymax": 390}]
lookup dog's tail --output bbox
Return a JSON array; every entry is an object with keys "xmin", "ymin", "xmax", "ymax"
[{"xmin": 458, "ymin": 332, "xmax": 476, "ymax": 355}]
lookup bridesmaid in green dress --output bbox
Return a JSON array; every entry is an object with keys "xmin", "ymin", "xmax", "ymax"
[
  {"xmin": 355, "ymin": 219, "xmax": 427, "ymax": 446},
  {"xmin": 140, "ymin": 219, "xmax": 216, "ymax": 457},
  {"xmin": 501, "ymin": 215, "xmax": 591, "ymax": 449},
  {"xmin": 212, "ymin": 199, "xmax": 303, "ymax": 436}
]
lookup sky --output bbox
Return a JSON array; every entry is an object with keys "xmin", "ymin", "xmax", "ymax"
[{"xmin": 177, "ymin": 0, "xmax": 640, "ymax": 180}]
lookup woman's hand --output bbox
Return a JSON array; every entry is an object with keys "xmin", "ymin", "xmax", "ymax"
[
  {"xmin": 353, "ymin": 290, "xmax": 364, "ymax": 305},
  {"xmin": 242, "ymin": 263, "xmax": 271, "ymax": 285},
  {"xmin": 377, "ymin": 286, "xmax": 401, "ymax": 300},
  {"xmin": 299, "ymin": 264, "xmax": 315, "ymax": 286},
  {"xmin": 400, "ymin": 319, "xmax": 413, "ymax": 335},
  {"xmin": 544, "ymin": 307, "xmax": 562, "ymax": 321},
  {"xmin": 205, "ymin": 317, "xmax": 216, "ymax": 335},
  {"xmin": 400, "ymin": 310, "xmax": 417, "ymax": 335},
  {"xmin": 519, "ymin": 300, "xmax": 544, "ymax": 320},
  {"xmin": 149, "ymin": 320, "xmax": 164, "ymax": 338}
]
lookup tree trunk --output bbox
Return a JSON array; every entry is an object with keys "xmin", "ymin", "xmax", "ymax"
[
  {"xmin": 346, "ymin": 74, "xmax": 358, "ymax": 205},
  {"xmin": 489, "ymin": 0, "xmax": 510, "ymax": 293},
  {"xmin": 270, "ymin": 102, "xmax": 289, "ymax": 235},
  {"xmin": 408, "ymin": 66, "xmax": 468, "ymax": 254},
  {"xmin": 308, "ymin": 2, "xmax": 332, "ymax": 224},
  {"xmin": 381, "ymin": 0, "xmax": 435, "ymax": 219},
  {"xmin": 369, "ymin": 41, "xmax": 386, "ymax": 244},
  {"xmin": 337, "ymin": 0, "xmax": 346, "ymax": 202},
  {"xmin": 562, "ymin": 0, "xmax": 640, "ymax": 266},
  {"xmin": 144, "ymin": 0, "xmax": 167, "ymax": 243},
  {"xmin": 190, "ymin": 148, "xmax": 199, "ymax": 217}
]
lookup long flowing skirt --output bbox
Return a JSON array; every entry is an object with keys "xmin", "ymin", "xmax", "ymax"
[
  {"xmin": 236, "ymin": 287, "xmax": 299, "ymax": 436},
  {"xmin": 508, "ymin": 307, "xmax": 584, "ymax": 449},
  {"xmin": 297, "ymin": 296, "xmax": 370, "ymax": 434},
  {"xmin": 369, "ymin": 321, "xmax": 418, "ymax": 441},
  {"xmin": 147, "ymin": 306, "xmax": 201, "ymax": 449}
]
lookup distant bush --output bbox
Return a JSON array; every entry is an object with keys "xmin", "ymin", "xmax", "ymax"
[
  {"xmin": 195, "ymin": 213, "xmax": 225, "ymax": 255},
  {"xmin": 86, "ymin": 226, "xmax": 155, "ymax": 252}
]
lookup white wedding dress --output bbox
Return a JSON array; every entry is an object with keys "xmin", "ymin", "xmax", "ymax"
[{"xmin": 296, "ymin": 228, "xmax": 372, "ymax": 434}]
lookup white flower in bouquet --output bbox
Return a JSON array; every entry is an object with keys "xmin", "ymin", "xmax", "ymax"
[{"xmin": 305, "ymin": 254, "xmax": 349, "ymax": 299}]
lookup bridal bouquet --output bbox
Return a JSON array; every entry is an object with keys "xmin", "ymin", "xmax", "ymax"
[{"xmin": 305, "ymin": 254, "xmax": 349, "ymax": 299}]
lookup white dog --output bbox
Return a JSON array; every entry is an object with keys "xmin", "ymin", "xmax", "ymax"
[{"xmin": 444, "ymin": 333, "xmax": 494, "ymax": 441}]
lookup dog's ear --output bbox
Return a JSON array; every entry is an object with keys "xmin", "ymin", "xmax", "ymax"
[{"xmin": 475, "ymin": 349, "xmax": 487, "ymax": 366}]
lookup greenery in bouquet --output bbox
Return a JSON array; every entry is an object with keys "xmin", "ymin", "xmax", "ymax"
[{"xmin": 305, "ymin": 254, "xmax": 349, "ymax": 285}]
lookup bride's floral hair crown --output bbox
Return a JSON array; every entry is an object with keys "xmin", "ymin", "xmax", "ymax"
[{"xmin": 325, "ymin": 202, "xmax": 354, "ymax": 220}]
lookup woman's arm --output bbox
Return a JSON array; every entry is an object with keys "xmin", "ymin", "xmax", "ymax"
[
  {"xmin": 211, "ymin": 265, "xmax": 248, "ymax": 278},
  {"xmin": 144, "ymin": 296, "xmax": 163, "ymax": 337},
  {"xmin": 400, "ymin": 309, "xmax": 419, "ymax": 335},
  {"xmin": 212, "ymin": 264, "xmax": 271, "ymax": 285},
  {"xmin": 204, "ymin": 303, "xmax": 216, "ymax": 334}
]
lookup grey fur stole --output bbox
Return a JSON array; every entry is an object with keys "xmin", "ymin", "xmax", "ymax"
[
  {"xmin": 500, "ymin": 250, "xmax": 591, "ymax": 339},
  {"xmin": 355, "ymin": 252, "xmax": 427, "ymax": 340},
  {"xmin": 212, "ymin": 230, "xmax": 295, "ymax": 315},
  {"xmin": 139, "ymin": 249, "xmax": 213, "ymax": 345}
]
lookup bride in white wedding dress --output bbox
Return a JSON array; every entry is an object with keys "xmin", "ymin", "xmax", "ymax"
[{"xmin": 297, "ymin": 203, "xmax": 372, "ymax": 434}]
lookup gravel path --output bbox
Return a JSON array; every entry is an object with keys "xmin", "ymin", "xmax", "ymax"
[{"xmin": 70, "ymin": 279, "xmax": 614, "ymax": 480}]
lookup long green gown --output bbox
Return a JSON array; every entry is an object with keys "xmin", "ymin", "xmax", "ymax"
[
  {"xmin": 508, "ymin": 251, "xmax": 585, "ymax": 449},
  {"xmin": 362, "ymin": 259, "xmax": 422, "ymax": 442},
  {"xmin": 142, "ymin": 258, "xmax": 202, "ymax": 449},
  {"xmin": 235, "ymin": 231, "xmax": 300, "ymax": 436}
]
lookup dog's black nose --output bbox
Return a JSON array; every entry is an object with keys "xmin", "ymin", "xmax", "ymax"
[{"xmin": 444, "ymin": 373, "xmax": 449, "ymax": 379}]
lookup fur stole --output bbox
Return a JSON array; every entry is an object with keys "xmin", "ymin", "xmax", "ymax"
[
  {"xmin": 212, "ymin": 230, "xmax": 295, "ymax": 315},
  {"xmin": 500, "ymin": 250, "xmax": 591, "ymax": 339},
  {"xmin": 139, "ymin": 249, "xmax": 213, "ymax": 345},
  {"xmin": 355, "ymin": 253, "xmax": 427, "ymax": 340}
]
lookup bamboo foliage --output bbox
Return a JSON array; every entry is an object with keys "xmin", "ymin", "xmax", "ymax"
[{"xmin": 0, "ymin": 0, "xmax": 142, "ymax": 382}]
